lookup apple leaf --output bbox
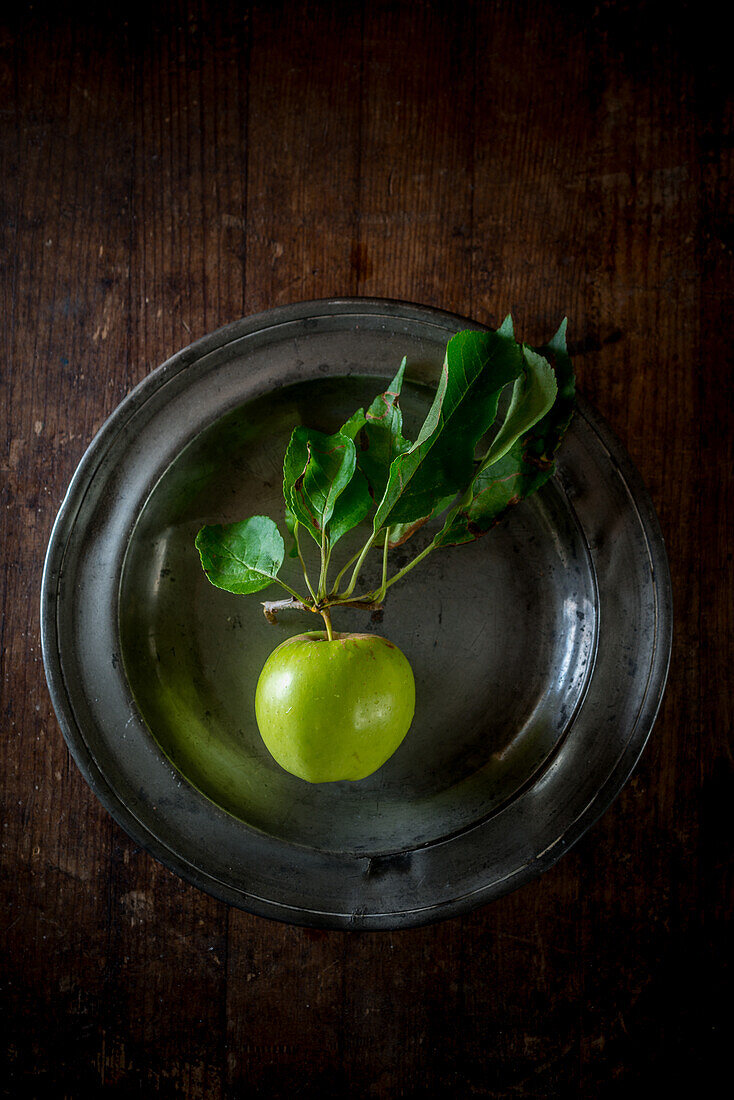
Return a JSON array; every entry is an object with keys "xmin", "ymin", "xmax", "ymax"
[
  {"xmin": 431, "ymin": 441, "xmax": 552, "ymax": 547},
  {"xmin": 283, "ymin": 426, "xmax": 357, "ymax": 544},
  {"xmin": 359, "ymin": 357, "xmax": 411, "ymax": 500},
  {"xmin": 529, "ymin": 318, "xmax": 576, "ymax": 458},
  {"xmin": 328, "ymin": 464, "xmax": 373, "ymax": 546},
  {"xmin": 284, "ymin": 502, "xmax": 299, "ymax": 558},
  {"xmin": 478, "ymin": 345, "xmax": 557, "ymax": 470},
  {"xmin": 194, "ymin": 316, "xmax": 576, "ymax": 618},
  {"xmin": 340, "ymin": 407, "xmax": 367, "ymax": 441},
  {"xmin": 385, "ymin": 330, "xmax": 557, "ymax": 548},
  {"xmin": 386, "ymin": 494, "xmax": 457, "ymax": 548},
  {"xmin": 195, "ymin": 516, "xmax": 285, "ymax": 594},
  {"xmin": 434, "ymin": 321, "xmax": 575, "ymax": 548},
  {"xmin": 497, "ymin": 313, "xmax": 514, "ymax": 338},
  {"xmin": 372, "ymin": 329, "xmax": 524, "ymax": 530},
  {"xmin": 319, "ymin": 407, "xmax": 374, "ymax": 545}
]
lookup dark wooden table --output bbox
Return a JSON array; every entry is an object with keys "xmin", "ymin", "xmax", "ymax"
[{"xmin": 2, "ymin": 1, "xmax": 730, "ymax": 1095}]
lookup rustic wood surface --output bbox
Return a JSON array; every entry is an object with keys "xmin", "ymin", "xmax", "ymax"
[{"xmin": 1, "ymin": 1, "xmax": 730, "ymax": 1095}]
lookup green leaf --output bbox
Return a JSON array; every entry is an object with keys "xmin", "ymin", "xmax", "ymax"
[
  {"xmin": 497, "ymin": 313, "xmax": 514, "ymax": 339},
  {"xmin": 317, "ymin": 408, "xmax": 374, "ymax": 545},
  {"xmin": 387, "ymin": 493, "xmax": 456, "ymax": 548},
  {"xmin": 434, "ymin": 321, "xmax": 575, "ymax": 548},
  {"xmin": 340, "ymin": 407, "xmax": 367, "ymax": 440},
  {"xmin": 283, "ymin": 426, "xmax": 359, "ymax": 545},
  {"xmin": 328, "ymin": 466, "xmax": 373, "ymax": 546},
  {"xmin": 373, "ymin": 330, "xmax": 524, "ymax": 530},
  {"xmin": 478, "ymin": 345, "xmax": 557, "ymax": 471},
  {"xmin": 327, "ymin": 483, "xmax": 371, "ymax": 544},
  {"xmin": 195, "ymin": 516, "xmax": 285, "ymax": 594},
  {"xmin": 359, "ymin": 358, "xmax": 411, "ymax": 500},
  {"xmin": 433, "ymin": 442, "xmax": 553, "ymax": 546},
  {"xmin": 532, "ymin": 318, "xmax": 576, "ymax": 456},
  {"xmin": 284, "ymin": 502, "xmax": 299, "ymax": 558}
]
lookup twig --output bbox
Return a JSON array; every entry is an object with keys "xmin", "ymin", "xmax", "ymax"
[
  {"xmin": 261, "ymin": 597, "xmax": 311, "ymax": 623},
  {"xmin": 261, "ymin": 594, "xmax": 384, "ymax": 624}
]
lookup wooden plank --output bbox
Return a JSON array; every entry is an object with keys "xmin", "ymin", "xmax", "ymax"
[
  {"xmin": 354, "ymin": 0, "xmax": 475, "ymax": 314},
  {"xmin": 1, "ymin": 10, "xmax": 131, "ymax": 1095},
  {"xmin": 567, "ymin": 15, "xmax": 704, "ymax": 1092},
  {"xmin": 331, "ymin": 3, "xmax": 476, "ymax": 1091},
  {"xmin": 1, "ymin": 2, "xmax": 247, "ymax": 1093},
  {"xmin": 243, "ymin": 0, "xmax": 362, "ymax": 314},
  {"xmin": 472, "ymin": 2, "xmax": 596, "ymax": 341},
  {"xmin": 96, "ymin": 2, "xmax": 251, "ymax": 1094},
  {"xmin": 226, "ymin": 2, "xmax": 362, "ymax": 1091},
  {"xmin": 696, "ymin": 23, "xmax": 733, "ymax": 1085},
  {"xmin": 130, "ymin": 0, "xmax": 249, "ymax": 373}
]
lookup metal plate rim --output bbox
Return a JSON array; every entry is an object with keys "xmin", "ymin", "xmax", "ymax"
[{"xmin": 41, "ymin": 297, "xmax": 673, "ymax": 930}]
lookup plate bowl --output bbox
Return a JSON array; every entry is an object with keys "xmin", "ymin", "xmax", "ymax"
[{"xmin": 42, "ymin": 299, "xmax": 672, "ymax": 928}]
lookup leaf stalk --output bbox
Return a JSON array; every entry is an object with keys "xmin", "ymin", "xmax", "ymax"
[
  {"xmin": 341, "ymin": 529, "xmax": 379, "ymax": 597},
  {"xmin": 382, "ymin": 538, "xmax": 436, "ymax": 593},
  {"xmin": 293, "ymin": 520, "xmax": 317, "ymax": 603}
]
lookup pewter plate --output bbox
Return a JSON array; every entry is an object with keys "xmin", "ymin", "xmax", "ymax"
[{"xmin": 41, "ymin": 299, "xmax": 672, "ymax": 929}]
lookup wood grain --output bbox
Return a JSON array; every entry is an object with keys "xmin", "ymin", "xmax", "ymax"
[{"xmin": 1, "ymin": 1, "xmax": 729, "ymax": 1095}]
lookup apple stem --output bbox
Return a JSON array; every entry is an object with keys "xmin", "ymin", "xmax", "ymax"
[{"xmin": 320, "ymin": 606, "xmax": 334, "ymax": 641}]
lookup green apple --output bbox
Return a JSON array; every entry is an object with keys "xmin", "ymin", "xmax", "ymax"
[{"xmin": 254, "ymin": 631, "xmax": 415, "ymax": 782}]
